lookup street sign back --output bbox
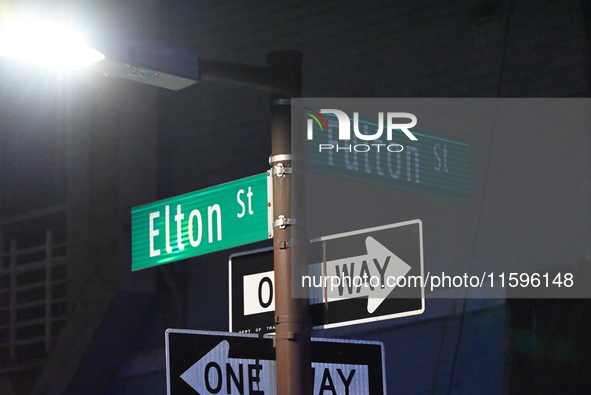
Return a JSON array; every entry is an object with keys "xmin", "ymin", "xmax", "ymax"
[
  {"xmin": 166, "ymin": 329, "xmax": 386, "ymax": 394},
  {"xmin": 229, "ymin": 220, "xmax": 424, "ymax": 333},
  {"xmin": 132, "ymin": 173, "xmax": 271, "ymax": 270}
]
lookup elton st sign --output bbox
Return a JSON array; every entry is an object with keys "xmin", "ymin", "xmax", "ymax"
[{"xmin": 131, "ymin": 173, "xmax": 272, "ymax": 271}]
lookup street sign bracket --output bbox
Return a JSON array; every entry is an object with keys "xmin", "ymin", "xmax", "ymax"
[
  {"xmin": 272, "ymin": 163, "xmax": 292, "ymax": 177},
  {"xmin": 267, "ymin": 170, "xmax": 274, "ymax": 238},
  {"xmin": 273, "ymin": 215, "xmax": 296, "ymax": 229},
  {"xmin": 269, "ymin": 154, "xmax": 293, "ymax": 164}
]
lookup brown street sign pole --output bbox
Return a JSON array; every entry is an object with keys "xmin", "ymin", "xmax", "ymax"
[
  {"xmin": 198, "ymin": 50, "xmax": 312, "ymax": 394},
  {"xmin": 268, "ymin": 51, "xmax": 311, "ymax": 395}
]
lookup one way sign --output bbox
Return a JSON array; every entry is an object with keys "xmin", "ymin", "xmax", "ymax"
[
  {"xmin": 166, "ymin": 329, "xmax": 385, "ymax": 394},
  {"xmin": 230, "ymin": 220, "xmax": 424, "ymax": 333}
]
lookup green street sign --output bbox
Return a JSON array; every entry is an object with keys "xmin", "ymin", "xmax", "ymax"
[
  {"xmin": 307, "ymin": 113, "xmax": 470, "ymax": 202},
  {"xmin": 131, "ymin": 173, "xmax": 271, "ymax": 271}
]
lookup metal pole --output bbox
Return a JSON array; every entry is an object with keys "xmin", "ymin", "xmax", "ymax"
[{"xmin": 268, "ymin": 51, "xmax": 311, "ymax": 395}]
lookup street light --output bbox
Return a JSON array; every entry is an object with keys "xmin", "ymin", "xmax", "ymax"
[
  {"xmin": 0, "ymin": 17, "xmax": 104, "ymax": 69},
  {"xmin": 0, "ymin": 17, "xmax": 311, "ymax": 395}
]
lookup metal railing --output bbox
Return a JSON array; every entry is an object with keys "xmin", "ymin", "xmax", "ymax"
[{"xmin": 0, "ymin": 230, "xmax": 67, "ymax": 362}]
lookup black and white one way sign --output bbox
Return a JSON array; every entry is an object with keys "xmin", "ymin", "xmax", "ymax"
[
  {"xmin": 166, "ymin": 329, "xmax": 385, "ymax": 394},
  {"xmin": 230, "ymin": 220, "xmax": 424, "ymax": 333}
]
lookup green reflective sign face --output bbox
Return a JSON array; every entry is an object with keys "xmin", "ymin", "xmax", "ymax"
[
  {"xmin": 308, "ymin": 115, "xmax": 470, "ymax": 202},
  {"xmin": 131, "ymin": 173, "xmax": 270, "ymax": 271}
]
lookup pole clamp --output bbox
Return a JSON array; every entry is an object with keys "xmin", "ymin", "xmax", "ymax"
[
  {"xmin": 272, "ymin": 163, "xmax": 292, "ymax": 177},
  {"xmin": 275, "ymin": 315, "xmax": 302, "ymax": 324},
  {"xmin": 275, "ymin": 332, "xmax": 297, "ymax": 341},
  {"xmin": 269, "ymin": 154, "xmax": 292, "ymax": 164},
  {"xmin": 273, "ymin": 215, "xmax": 296, "ymax": 229}
]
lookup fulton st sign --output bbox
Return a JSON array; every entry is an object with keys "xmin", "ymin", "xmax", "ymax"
[
  {"xmin": 131, "ymin": 173, "xmax": 271, "ymax": 271},
  {"xmin": 308, "ymin": 115, "xmax": 470, "ymax": 202},
  {"xmin": 296, "ymin": 99, "xmax": 470, "ymax": 202}
]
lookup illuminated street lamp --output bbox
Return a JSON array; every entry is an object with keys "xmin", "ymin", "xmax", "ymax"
[
  {"xmin": 0, "ymin": 15, "xmax": 198, "ymax": 90},
  {"xmin": 0, "ymin": 17, "xmax": 104, "ymax": 69}
]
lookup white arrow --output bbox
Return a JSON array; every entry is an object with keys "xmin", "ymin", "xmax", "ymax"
[
  {"xmin": 309, "ymin": 236, "xmax": 412, "ymax": 313},
  {"xmin": 181, "ymin": 341, "xmax": 369, "ymax": 394},
  {"xmin": 181, "ymin": 340, "xmax": 275, "ymax": 394}
]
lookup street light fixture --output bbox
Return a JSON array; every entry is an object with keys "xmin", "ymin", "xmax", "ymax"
[
  {"xmin": 0, "ymin": 16, "xmax": 198, "ymax": 90},
  {"xmin": 0, "ymin": 17, "xmax": 104, "ymax": 69},
  {"xmin": 88, "ymin": 40, "xmax": 199, "ymax": 90}
]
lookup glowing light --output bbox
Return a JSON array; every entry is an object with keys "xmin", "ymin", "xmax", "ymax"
[{"xmin": 0, "ymin": 17, "xmax": 104, "ymax": 69}]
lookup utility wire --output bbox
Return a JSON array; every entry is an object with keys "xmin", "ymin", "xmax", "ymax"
[{"xmin": 445, "ymin": 0, "xmax": 514, "ymax": 393}]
